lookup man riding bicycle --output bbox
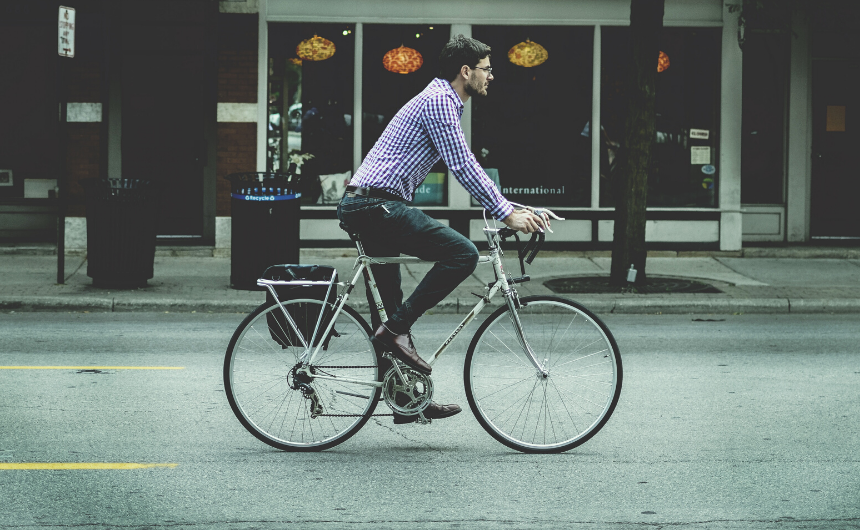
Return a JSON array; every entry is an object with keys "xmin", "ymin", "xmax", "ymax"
[{"xmin": 338, "ymin": 34, "xmax": 549, "ymax": 424}]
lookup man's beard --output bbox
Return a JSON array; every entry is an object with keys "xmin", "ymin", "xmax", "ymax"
[{"xmin": 464, "ymin": 75, "xmax": 487, "ymax": 97}]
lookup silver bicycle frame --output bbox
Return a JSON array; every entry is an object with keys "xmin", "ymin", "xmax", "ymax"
[{"xmin": 269, "ymin": 225, "xmax": 549, "ymax": 389}]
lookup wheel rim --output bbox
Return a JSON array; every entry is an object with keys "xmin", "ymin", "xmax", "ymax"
[
  {"xmin": 468, "ymin": 299, "xmax": 620, "ymax": 451},
  {"xmin": 226, "ymin": 301, "xmax": 378, "ymax": 449}
]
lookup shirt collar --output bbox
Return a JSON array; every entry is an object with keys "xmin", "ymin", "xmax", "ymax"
[{"xmin": 433, "ymin": 78, "xmax": 464, "ymax": 116}]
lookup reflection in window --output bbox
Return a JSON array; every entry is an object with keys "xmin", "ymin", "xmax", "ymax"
[
  {"xmin": 472, "ymin": 26, "xmax": 593, "ymax": 207},
  {"xmin": 362, "ymin": 24, "xmax": 450, "ymax": 206},
  {"xmin": 601, "ymin": 27, "xmax": 720, "ymax": 208},
  {"xmin": 268, "ymin": 23, "xmax": 354, "ymax": 204}
]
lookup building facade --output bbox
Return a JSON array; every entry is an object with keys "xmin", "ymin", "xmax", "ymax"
[{"xmin": 1, "ymin": 0, "xmax": 857, "ymax": 251}]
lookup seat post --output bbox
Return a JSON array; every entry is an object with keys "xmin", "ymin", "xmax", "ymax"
[
  {"xmin": 339, "ymin": 222, "xmax": 366, "ymax": 256},
  {"xmin": 354, "ymin": 237, "xmax": 366, "ymax": 256}
]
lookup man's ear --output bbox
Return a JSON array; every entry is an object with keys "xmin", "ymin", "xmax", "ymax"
[{"xmin": 459, "ymin": 65, "xmax": 470, "ymax": 80}]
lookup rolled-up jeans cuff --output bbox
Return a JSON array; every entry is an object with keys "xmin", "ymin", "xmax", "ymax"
[{"xmin": 388, "ymin": 303, "xmax": 415, "ymax": 334}]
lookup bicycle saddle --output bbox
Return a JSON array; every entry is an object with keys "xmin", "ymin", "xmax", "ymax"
[{"xmin": 339, "ymin": 222, "xmax": 362, "ymax": 242}]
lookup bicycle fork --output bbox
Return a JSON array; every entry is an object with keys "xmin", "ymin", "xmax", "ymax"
[{"xmin": 504, "ymin": 292, "xmax": 550, "ymax": 378}]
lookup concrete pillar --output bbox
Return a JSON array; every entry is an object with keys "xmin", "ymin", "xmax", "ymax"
[
  {"xmin": 786, "ymin": 6, "xmax": 812, "ymax": 242},
  {"xmin": 719, "ymin": 2, "xmax": 743, "ymax": 251}
]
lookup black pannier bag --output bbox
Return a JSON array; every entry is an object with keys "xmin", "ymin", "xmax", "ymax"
[{"xmin": 262, "ymin": 265, "xmax": 338, "ymax": 349}]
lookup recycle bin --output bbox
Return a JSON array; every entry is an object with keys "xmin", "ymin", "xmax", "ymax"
[
  {"xmin": 226, "ymin": 172, "xmax": 301, "ymax": 290},
  {"xmin": 80, "ymin": 178, "xmax": 160, "ymax": 288}
]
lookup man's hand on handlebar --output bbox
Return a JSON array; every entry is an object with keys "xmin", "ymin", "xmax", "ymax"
[{"xmin": 502, "ymin": 208, "xmax": 551, "ymax": 234}]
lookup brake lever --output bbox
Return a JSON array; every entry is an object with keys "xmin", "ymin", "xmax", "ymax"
[{"xmin": 525, "ymin": 206, "xmax": 565, "ymax": 234}]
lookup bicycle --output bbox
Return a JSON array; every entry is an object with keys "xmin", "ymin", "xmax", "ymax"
[{"xmin": 223, "ymin": 205, "xmax": 622, "ymax": 453}]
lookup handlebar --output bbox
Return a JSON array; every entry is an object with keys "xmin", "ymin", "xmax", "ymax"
[
  {"xmin": 497, "ymin": 227, "xmax": 545, "ymax": 279},
  {"xmin": 485, "ymin": 203, "xmax": 564, "ymax": 275}
]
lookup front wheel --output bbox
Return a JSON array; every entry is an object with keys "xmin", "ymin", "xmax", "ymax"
[
  {"xmin": 464, "ymin": 296, "xmax": 622, "ymax": 453},
  {"xmin": 224, "ymin": 299, "xmax": 381, "ymax": 451}
]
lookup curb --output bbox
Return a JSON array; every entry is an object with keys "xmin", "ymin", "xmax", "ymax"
[
  {"xmin": 0, "ymin": 296, "xmax": 114, "ymax": 312},
  {"xmin": 5, "ymin": 295, "xmax": 860, "ymax": 315}
]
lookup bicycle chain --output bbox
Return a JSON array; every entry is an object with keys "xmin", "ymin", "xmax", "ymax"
[
  {"xmin": 311, "ymin": 365, "xmax": 387, "ymax": 416},
  {"xmin": 314, "ymin": 365, "xmax": 377, "ymax": 369},
  {"xmin": 319, "ymin": 394, "xmax": 393, "ymax": 417}
]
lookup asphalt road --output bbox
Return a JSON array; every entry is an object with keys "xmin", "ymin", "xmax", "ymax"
[{"xmin": 1, "ymin": 312, "xmax": 858, "ymax": 529}]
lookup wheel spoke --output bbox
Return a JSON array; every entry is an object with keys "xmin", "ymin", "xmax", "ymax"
[
  {"xmin": 225, "ymin": 301, "xmax": 380, "ymax": 450},
  {"xmin": 466, "ymin": 297, "xmax": 621, "ymax": 453}
]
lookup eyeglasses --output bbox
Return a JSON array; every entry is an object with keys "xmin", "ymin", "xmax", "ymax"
[{"xmin": 472, "ymin": 65, "xmax": 493, "ymax": 74}]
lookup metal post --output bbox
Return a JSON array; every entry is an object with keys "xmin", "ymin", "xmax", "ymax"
[{"xmin": 57, "ymin": 55, "xmax": 68, "ymax": 285}]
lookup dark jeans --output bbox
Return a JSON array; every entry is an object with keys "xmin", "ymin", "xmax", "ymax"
[{"xmin": 337, "ymin": 195, "xmax": 479, "ymax": 334}]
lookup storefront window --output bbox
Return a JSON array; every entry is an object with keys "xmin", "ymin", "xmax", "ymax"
[
  {"xmin": 601, "ymin": 27, "xmax": 721, "ymax": 208},
  {"xmin": 268, "ymin": 23, "xmax": 354, "ymax": 204},
  {"xmin": 741, "ymin": 21, "xmax": 789, "ymax": 204},
  {"xmin": 362, "ymin": 24, "xmax": 450, "ymax": 206},
  {"xmin": 471, "ymin": 26, "xmax": 593, "ymax": 207}
]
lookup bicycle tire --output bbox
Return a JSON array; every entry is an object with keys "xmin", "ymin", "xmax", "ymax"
[
  {"xmin": 464, "ymin": 296, "xmax": 622, "ymax": 453},
  {"xmin": 224, "ymin": 299, "xmax": 381, "ymax": 451}
]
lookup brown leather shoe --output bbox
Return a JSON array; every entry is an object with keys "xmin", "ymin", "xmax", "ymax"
[
  {"xmin": 393, "ymin": 401, "xmax": 462, "ymax": 424},
  {"xmin": 372, "ymin": 324, "xmax": 431, "ymax": 375}
]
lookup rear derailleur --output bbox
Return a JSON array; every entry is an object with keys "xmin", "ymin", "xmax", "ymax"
[{"xmin": 289, "ymin": 364, "xmax": 324, "ymax": 418}]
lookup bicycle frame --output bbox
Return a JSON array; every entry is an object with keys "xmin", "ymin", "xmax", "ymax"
[{"xmin": 259, "ymin": 225, "xmax": 549, "ymax": 391}]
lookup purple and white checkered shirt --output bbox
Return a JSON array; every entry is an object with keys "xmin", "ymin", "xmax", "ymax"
[{"xmin": 350, "ymin": 78, "xmax": 513, "ymax": 220}]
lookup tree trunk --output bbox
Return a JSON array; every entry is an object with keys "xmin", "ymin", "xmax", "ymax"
[{"xmin": 610, "ymin": 0, "xmax": 664, "ymax": 286}]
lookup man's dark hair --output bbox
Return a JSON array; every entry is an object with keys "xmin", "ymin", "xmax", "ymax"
[{"xmin": 439, "ymin": 34, "xmax": 491, "ymax": 81}]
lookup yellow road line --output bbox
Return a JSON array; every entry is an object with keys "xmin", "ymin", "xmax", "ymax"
[
  {"xmin": 0, "ymin": 366, "xmax": 184, "ymax": 370},
  {"xmin": 0, "ymin": 463, "xmax": 178, "ymax": 470}
]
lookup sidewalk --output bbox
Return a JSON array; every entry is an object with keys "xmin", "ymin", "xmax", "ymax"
[{"xmin": 2, "ymin": 245, "xmax": 860, "ymax": 314}]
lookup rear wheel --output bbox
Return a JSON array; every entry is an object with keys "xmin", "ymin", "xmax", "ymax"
[
  {"xmin": 464, "ymin": 296, "xmax": 622, "ymax": 453},
  {"xmin": 224, "ymin": 300, "xmax": 381, "ymax": 451}
]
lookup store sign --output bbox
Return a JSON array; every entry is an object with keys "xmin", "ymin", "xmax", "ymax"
[
  {"xmin": 58, "ymin": 6, "xmax": 76, "ymax": 58},
  {"xmin": 231, "ymin": 193, "xmax": 301, "ymax": 201}
]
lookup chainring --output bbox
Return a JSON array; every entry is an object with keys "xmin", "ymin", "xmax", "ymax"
[{"xmin": 382, "ymin": 364, "xmax": 433, "ymax": 415}]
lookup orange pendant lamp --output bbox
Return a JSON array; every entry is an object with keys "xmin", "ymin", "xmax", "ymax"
[
  {"xmin": 507, "ymin": 39, "xmax": 548, "ymax": 68},
  {"xmin": 296, "ymin": 35, "xmax": 336, "ymax": 62},
  {"xmin": 383, "ymin": 46, "xmax": 423, "ymax": 74},
  {"xmin": 657, "ymin": 51, "xmax": 670, "ymax": 72}
]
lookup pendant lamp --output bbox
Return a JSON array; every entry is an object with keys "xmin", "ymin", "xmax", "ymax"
[
  {"xmin": 383, "ymin": 46, "xmax": 423, "ymax": 74},
  {"xmin": 296, "ymin": 35, "xmax": 336, "ymax": 62},
  {"xmin": 507, "ymin": 39, "xmax": 548, "ymax": 68},
  {"xmin": 658, "ymin": 51, "xmax": 670, "ymax": 72}
]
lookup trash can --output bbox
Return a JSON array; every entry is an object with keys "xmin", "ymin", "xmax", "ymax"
[
  {"xmin": 226, "ymin": 172, "xmax": 301, "ymax": 290},
  {"xmin": 80, "ymin": 178, "xmax": 160, "ymax": 288}
]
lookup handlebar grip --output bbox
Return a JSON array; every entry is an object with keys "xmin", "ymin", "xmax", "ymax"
[
  {"xmin": 519, "ymin": 232, "xmax": 538, "ymax": 263},
  {"xmin": 525, "ymin": 232, "xmax": 545, "ymax": 264},
  {"xmin": 498, "ymin": 227, "xmax": 518, "ymax": 239}
]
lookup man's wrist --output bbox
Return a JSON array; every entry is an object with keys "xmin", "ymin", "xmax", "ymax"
[{"xmin": 495, "ymin": 202, "xmax": 515, "ymax": 222}]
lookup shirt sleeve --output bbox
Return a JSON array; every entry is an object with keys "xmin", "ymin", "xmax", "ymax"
[{"xmin": 421, "ymin": 95, "xmax": 514, "ymax": 221}]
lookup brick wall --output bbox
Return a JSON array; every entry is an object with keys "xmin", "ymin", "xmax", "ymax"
[
  {"xmin": 66, "ymin": 123, "xmax": 101, "ymax": 217},
  {"xmin": 216, "ymin": 14, "xmax": 258, "ymax": 217},
  {"xmin": 218, "ymin": 50, "xmax": 258, "ymax": 103},
  {"xmin": 216, "ymin": 123, "xmax": 257, "ymax": 216},
  {"xmin": 66, "ymin": 61, "xmax": 103, "ymax": 217}
]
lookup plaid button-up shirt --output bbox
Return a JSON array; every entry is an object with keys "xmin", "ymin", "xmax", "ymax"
[{"xmin": 351, "ymin": 78, "xmax": 513, "ymax": 220}]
